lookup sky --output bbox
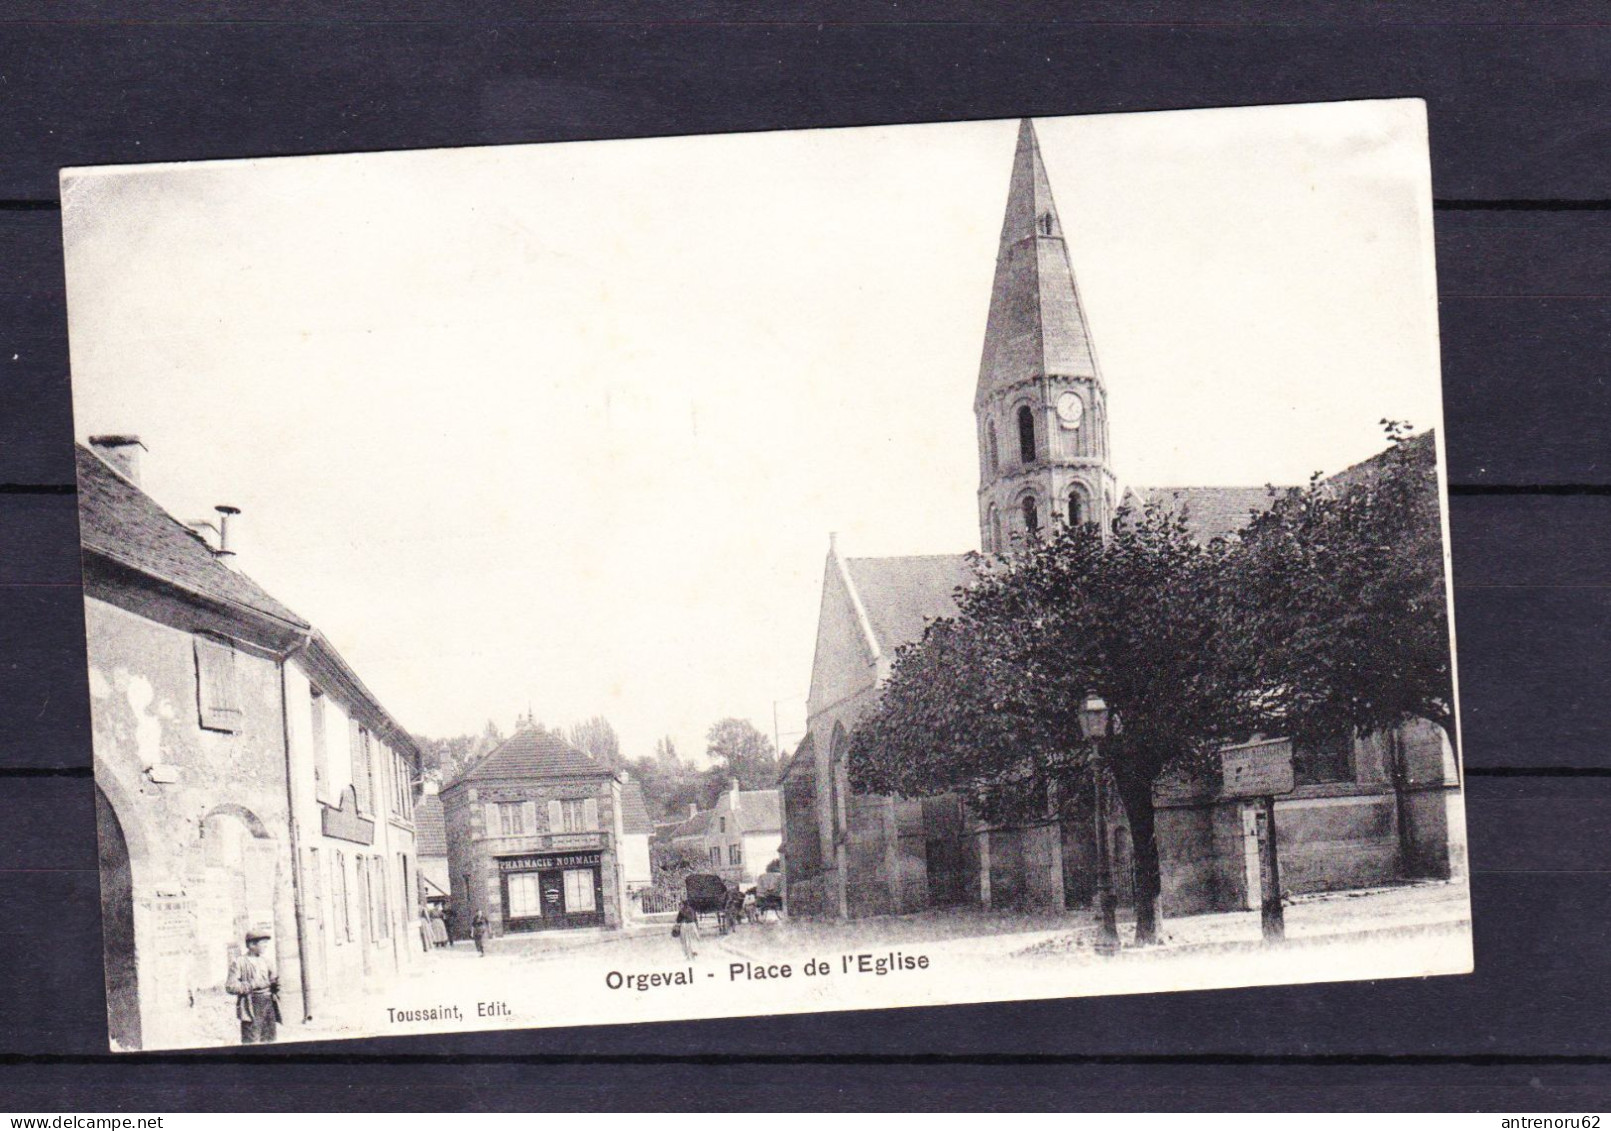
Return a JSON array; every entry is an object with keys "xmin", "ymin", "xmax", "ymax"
[{"xmin": 61, "ymin": 99, "xmax": 1445, "ymax": 765}]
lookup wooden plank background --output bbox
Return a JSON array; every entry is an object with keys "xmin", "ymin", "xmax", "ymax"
[{"xmin": 1, "ymin": 2, "xmax": 1607, "ymax": 1111}]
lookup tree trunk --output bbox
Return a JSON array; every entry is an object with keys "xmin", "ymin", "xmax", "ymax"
[{"xmin": 1114, "ymin": 772, "xmax": 1163, "ymax": 945}]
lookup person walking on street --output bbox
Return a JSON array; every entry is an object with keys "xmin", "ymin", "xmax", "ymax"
[
  {"xmin": 225, "ymin": 929, "xmax": 281, "ymax": 1045},
  {"xmin": 471, "ymin": 909, "xmax": 490, "ymax": 957},
  {"xmin": 673, "ymin": 900, "xmax": 700, "ymax": 961}
]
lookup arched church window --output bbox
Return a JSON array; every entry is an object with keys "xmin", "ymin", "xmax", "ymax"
[
  {"xmin": 987, "ymin": 505, "xmax": 1000, "ymax": 553},
  {"xmin": 1017, "ymin": 405, "xmax": 1036, "ymax": 464},
  {"xmin": 987, "ymin": 424, "xmax": 999, "ymax": 474},
  {"xmin": 1021, "ymin": 494, "xmax": 1040, "ymax": 537},
  {"xmin": 1040, "ymin": 212, "xmax": 1054, "ymax": 236},
  {"xmin": 1068, "ymin": 485, "xmax": 1090, "ymax": 527}
]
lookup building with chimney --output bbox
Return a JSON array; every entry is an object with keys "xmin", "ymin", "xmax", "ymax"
[
  {"xmin": 782, "ymin": 119, "xmax": 1464, "ymax": 922},
  {"xmin": 440, "ymin": 728, "xmax": 632, "ymax": 935},
  {"xmin": 78, "ymin": 438, "xmax": 423, "ymax": 1051},
  {"xmin": 669, "ymin": 782, "xmax": 783, "ymax": 888}
]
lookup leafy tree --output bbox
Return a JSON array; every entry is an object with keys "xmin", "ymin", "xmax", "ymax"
[
  {"xmin": 705, "ymin": 717, "xmax": 780, "ymax": 792},
  {"xmin": 654, "ymin": 735, "xmax": 681, "ymax": 766},
  {"xmin": 1230, "ymin": 425, "xmax": 1452, "ymax": 745},
  {"xmin": 568, "ymin": 715, "xmax": 623, "ymax": 770},
  {"xmin": 849, "ymin": 507, "xmax": 1248, "ymax": 944}
]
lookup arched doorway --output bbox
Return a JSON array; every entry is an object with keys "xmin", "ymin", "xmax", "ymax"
[
  {"xmin": 96, "ymin": 787, "xmax": 140, "ymax": 1051},
  {"xmin": 197, "ymin": 807, "xmax": 278, "ymax": 995}
]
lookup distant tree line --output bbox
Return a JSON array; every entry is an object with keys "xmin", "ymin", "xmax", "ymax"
[{"xmin": 413, "ymin": 713, "xmax": 781, "ymax": 826}]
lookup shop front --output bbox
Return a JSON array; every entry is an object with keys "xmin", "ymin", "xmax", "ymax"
[{"xmin": 498, "ymin": 851, "xmax": 605, "ymax": 932}]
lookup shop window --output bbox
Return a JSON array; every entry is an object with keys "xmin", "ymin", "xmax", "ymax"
[
  {"xmin": 1294, "ymin": 733, "xmax": 1354, "ymax": 786},
  {"xmin": 506, "ymin": 872, "xmax": 542, "ymax": 919},
  {"xmin": 194, "ymin": 633, "xmax": 241, "ymax": 732},
  {"xmin": 563, "ymin": 869, "xmax": 596, "ymax": 913}
]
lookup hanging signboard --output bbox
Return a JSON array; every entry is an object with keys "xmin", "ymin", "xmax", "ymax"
[{"xmin": 1217, "ymin": 738, "xmax": 1295, "ymax": 798}]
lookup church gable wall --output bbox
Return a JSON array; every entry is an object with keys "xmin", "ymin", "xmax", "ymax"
[{"xmin": 806, "ymin": 557, "xmax": 877, "ymax": 721}]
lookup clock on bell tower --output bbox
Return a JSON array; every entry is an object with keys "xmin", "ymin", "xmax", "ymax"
[{"xmin": 975, "ymin": 119, "xmax": 1116, "ymax": 555}]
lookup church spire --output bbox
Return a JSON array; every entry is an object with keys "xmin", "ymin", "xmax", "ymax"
[
  {"xmin": 974, "ymin": 118, "xmax": 1115, "ymax": 555},
  {"xmin": 976, "ymin": 117, "xmax": 1101, "ymax": 404}
]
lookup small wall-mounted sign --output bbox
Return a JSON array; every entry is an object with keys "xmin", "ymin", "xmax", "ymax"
[{"xmin": 320, "ymin": 784, "xmax": 376, "ymax": 845}]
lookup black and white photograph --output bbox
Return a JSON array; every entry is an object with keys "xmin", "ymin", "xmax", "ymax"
[{"xmin": 62, "ymin": 97, "xmax": 1469, "ymax": 1053}]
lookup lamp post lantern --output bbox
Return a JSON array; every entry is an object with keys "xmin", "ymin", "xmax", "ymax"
[{"xmin": 1079, "ymin": 689, "xmax": 1121, "ymax": 957}]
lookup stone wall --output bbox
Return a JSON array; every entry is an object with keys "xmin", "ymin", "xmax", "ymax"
[{"xmin": 85, "ymin": 586, "xmax": 298, "ymax": 1051}]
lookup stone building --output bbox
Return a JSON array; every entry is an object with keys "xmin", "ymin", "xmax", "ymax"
[
  {"xmin": 79, "ymin": 438, "xmax": 422, "ymax": 1051},
  {"xmin": 782, "ymin": 119, "xmax": 1464, "ymax": 922},
  {"xmin": 441, "ymin": 728, "xmax": 631, "ymax": 934},
  {"xmin": 413, "ymin": 781, "xmax": 451, "ymax": 910},
  {"xmin": 670, "ymin": 782, "xmax": 782, "ymax": 887}
]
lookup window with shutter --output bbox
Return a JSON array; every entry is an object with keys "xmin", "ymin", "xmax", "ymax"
[
  {"xmin": 548, "ymin": 800, "xmax": 563, "ymax": 832},
  {"xmin": 309, "ymin": 689, "xmax": 329, "ymax": 801},
  {"xmin": 351, "ymin": 724, "xmax": 375, "ymax": 814},
  {"xmin": 582, "ymin": 797, "xmax": 599, "ymax": 831},
  {"xmin": 194, "ymin": 634, "xmax": 242, "ymax": 732},
  {"xmin": 497, "ymin": 802, "xmax": 525, "ymax": 836},
  {"xmin": 521, "ymin": 801, "xmax": 537, "ymax": 834}
]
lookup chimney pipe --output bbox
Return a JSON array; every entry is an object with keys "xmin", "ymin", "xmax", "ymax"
[
  {"xmin": 213, "ymin": 505, "xmax": 240, "ymax": 561},
  {"xmin": 88, "ymin": 435, "xmax": 146, "ymax": 488}
]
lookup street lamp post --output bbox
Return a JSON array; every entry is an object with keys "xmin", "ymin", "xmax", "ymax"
[{"xmin": 1079, "ymin": 689, "xmax": 1121, "ymax": 957}]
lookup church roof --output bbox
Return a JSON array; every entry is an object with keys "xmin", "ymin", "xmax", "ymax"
[
  {"xmin": 1125, "ymin": 486, "xmax": 1287, "ymax": 544},
  {"xmin": 1125, "ymin": 432, "xmax": 1437, "ymax": 545},
  {"xmin": 844, "ymin": 553, "xmax": 976, "ymax": 655},
  {"xmin": 454, "ymin": 727, "xmax": 614, "ymax": 784},
  {"xmin": 976, "ymin": 118, "xmax": 1101, "ymax": 403}
]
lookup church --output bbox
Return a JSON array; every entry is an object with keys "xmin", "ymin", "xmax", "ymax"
[{"xmin": 779, "ymin": 119, "xmax": 1465, "ymax": 922}]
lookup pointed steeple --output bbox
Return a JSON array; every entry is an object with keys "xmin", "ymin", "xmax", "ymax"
[
  {"xmin": 975, "ymin": 118, "xmax": 1101, "ymax": 404},
  {"xmin": 973, "ymin": 119, "xmax": 1116, "ymax": 554}
]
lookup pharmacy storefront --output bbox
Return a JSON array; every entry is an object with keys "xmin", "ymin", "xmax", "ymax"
[{"xmin": 498, "ymin": 851, "xmax": 607, "ymax": 932}]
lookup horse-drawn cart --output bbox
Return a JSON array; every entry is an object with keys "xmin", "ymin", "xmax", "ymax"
[{"xmin": 684, "ymin": 873, "xmax": 740, "ymax": 935}]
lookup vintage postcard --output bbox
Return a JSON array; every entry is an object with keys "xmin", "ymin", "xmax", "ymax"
[{"xmin": 62, "ymin": 99, "xmax": 1470, "ymax": 1052}]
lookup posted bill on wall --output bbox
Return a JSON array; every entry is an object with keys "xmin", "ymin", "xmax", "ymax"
[{"xmin": 61, "ymin": 98, "xmax": 1471, "ymax": 1051}]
